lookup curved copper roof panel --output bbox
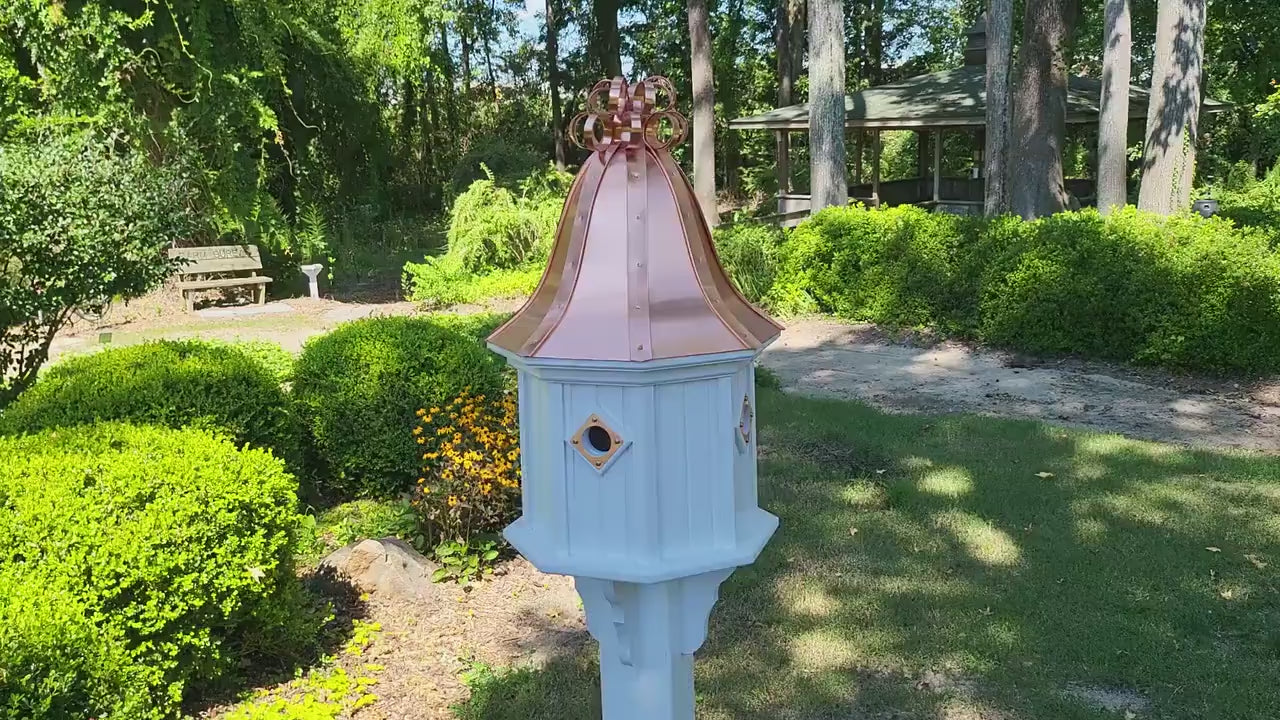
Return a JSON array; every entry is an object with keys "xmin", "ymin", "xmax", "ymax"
[{"xmin": 488, "ymin": 77, "xmax": 782, "ymax": 362}]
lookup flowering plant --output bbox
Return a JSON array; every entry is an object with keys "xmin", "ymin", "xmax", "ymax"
[{"xmin": 412, "ymin": 389, "xmax": 521, "ymax": 550}]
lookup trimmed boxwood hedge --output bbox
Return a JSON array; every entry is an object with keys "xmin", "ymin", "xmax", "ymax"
[
  {"xmin": 0, "ymin": 340, "xmax": 300, "ymax": 468},
  {"xmin": 292, "ymin": 315, "xmax": 508, "ymax": 499},
  {"xmin": 734, "ymin": 205, "xmax": 1280, "ymax": 374},
  {"xmin": 0, "ymin": 423, "xmax": 311, "ymax": 719}
]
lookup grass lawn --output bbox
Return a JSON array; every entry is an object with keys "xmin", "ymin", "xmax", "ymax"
[{"xmin": 456, "ymin": 387, "xmax": 1280, "ymax": 720}]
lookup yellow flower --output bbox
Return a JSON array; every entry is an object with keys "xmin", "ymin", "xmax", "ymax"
[
  {"xmin": 448, "ymin": 495, "xmax": 459, "ymax": 507},
  {"xmin": 416, "ymin": 437, "xmax": 425, "ymax": 445},
  {"xmin": 415, "ymin": 408, "xmax": 426, "ymax": 417},
  {"xmin": 412, "ymin": 426, "xmax": 423, "ymax": 436}
]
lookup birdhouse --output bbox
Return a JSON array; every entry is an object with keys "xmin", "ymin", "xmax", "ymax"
[{"xmin": 488, "ymin": 76, "xmax": 783, "ymax": 720}]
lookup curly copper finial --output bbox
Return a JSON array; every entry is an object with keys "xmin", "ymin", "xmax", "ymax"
[{"xmin": 569, "ymin": 76, "xmax": 688, "ymax": 155}]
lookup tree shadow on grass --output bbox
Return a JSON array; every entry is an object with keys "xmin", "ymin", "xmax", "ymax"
[{"xmin": 453, "ymin": 390, "xmax": 1280, "ymax": 720}]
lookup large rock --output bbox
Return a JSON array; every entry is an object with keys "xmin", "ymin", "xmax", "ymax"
[{"xmin": 320, "ymin": 537, "xmax": 439, "ymax": 602}]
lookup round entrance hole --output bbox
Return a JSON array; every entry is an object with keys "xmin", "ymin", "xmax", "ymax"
[{"xmin": 585, "ymin": 425, "xmax": 614, "ymax": 455}]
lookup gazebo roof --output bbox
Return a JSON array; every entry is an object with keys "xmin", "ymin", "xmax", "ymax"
[{"xmin": 729, "ymin": 64, "xmax": 1230, "ymax": 131}]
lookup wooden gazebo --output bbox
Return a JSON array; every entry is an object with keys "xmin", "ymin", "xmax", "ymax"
[{"xmin": 729, "ymin": 16, "xmax": 1229, "ymax": 221}]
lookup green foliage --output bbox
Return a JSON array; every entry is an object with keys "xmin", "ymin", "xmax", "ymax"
[
  {"xmin": 0, "ymin": 423, "xmax": 313, "ymax": 718},
  {"xmin": 760, "ymin": 205, "xmax": 1280, "ymax": 374},
  {"xmin": 713, "ymin": 224, "xmax": 784, "ymax": 304},
  {"xmin": 1217, "ymin": 162, "xmax": 1280, "ymax": 248},
  {"xmin": 0, "ymin": 340, "xmax": 300, "ymax": 470},
  {"xmin": 296, "ymin": 499, "xmax": 423, "ymax": 566},
  {"xmin": 450, "ymin": 137, "xmax": 546, "ymax": 198},
  {"xmin": 403, "ymin": 256, "xmax": 543, "ymax": 309},
  {"xmin": 292, "ymin": 316, "xmax": 508, "ymax": 499},
  {"xmin": 222, "ymin": 619, "xmax": 383, "ymax": 720},
  {"xmin": 432, "ymin": 537, "xmax": 502, "ymax": 584},
  {"xmin": 0, "ymin": 133, "xmax": 200, "ymax": 406},
  {"xmin": 445, "ymin": 169, "xmax": 563, "ymax": 273}
]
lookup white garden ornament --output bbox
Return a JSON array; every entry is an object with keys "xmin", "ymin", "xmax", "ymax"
[{"xmin": 487, "ymin": 76, "xmax": 783, "ymax": 720}]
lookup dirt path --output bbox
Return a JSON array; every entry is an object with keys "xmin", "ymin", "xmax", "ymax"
[
  {"xmin": 764, "ymin": 318, "xmax": 1280, "ymax": 452},
  {"xmin": 52, "ymin": 299, "xmax": 1280, "ymax": 452}
]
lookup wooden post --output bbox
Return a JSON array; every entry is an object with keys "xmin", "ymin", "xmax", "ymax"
[
  {"xmin": 775, "ymin": 130, "xmax": 792, "ymax": 194},
  {"xmin": 854, "ymin": 131, "xmax": 864, "ymax": 185},
  {"xmin": 933, "ymin": 129, "xmax": 943, "ymax": 203},
  {"xmin": 871, "ymin": 130, "xmax": 882, "ymax": 207}
]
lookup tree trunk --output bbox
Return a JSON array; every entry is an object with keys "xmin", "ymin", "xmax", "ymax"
[
  {"xmin": 688, "ymin": 0, "xmax": 719, "ymax": 226},
  {"xmin": 1096, "ymin": 0, "xmax": 1131, "ymax": 214},
  {"xmin": 461, "ymin": 30, "xmax": 473, "ymax": 98},
  {"xmin": 484, "ymin": 0, "xmax": 500, "ymax": 108},
  {"xmin": 1009, "ymin": 0, "xmax": 1076, "ymax": 220},
  {"xmin": 790, "ymin": 0, "xmax": 806, "ymax": 84},
  {"xmin": 984, "ymin": 0, "xmax": 1013, "ymax": 216},
  {"xmin": 593, "ymin": 0, "xmax": 622, "ymax": 78},
  {"xmin": 808, "ymin": 0, "xmax": 847, "ymax": 211},
  {"xmin": 862, "ymin": 0, "xmax": 884, "ymax": 85},
  {"xmin": 720, "ymin": 0, "xmax": 745, "ymax": 196},
  {"xmin": 1137, "ymin": 0, "xmax": 1206, "ymax": 215},
  {"xmin": 776, "ymin": 0, "xmax": 795, "ymax": 194},
  {"xmin": 546, "ymin": 0, "xmax": 566, "ymax": 170}
]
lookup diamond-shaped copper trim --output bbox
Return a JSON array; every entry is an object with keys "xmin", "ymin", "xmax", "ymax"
[
  {"xmin": 570, "ymin": 414, "xmax": 624, "ymax": 469},
  {"xmin": 738, "ymin": 395, "xmax": 753, "ymax": 447}
]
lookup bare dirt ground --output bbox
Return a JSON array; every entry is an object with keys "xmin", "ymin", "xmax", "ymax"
[
  {"xmin": 764, "ymin": 318, "xmax": 1280, "ymax": 452},
  {"xmin": 342, "ymin": 558, "xmax": 585, "ymax": 720}
]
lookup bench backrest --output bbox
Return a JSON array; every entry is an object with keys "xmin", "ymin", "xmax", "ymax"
[{"xmin": 169, "ymin": 245, "xmax": 263, "ymax": 275}]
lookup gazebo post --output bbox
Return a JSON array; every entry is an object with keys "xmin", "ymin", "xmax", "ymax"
[
  {"xmin": 775, "ymin": 130, "xmax": 791, "ymax": 194},
  {"xmin": 854, "ymin": 130, "xmax": 864, "ymax": 184},
  {"xmin": 871, "ymin": 130, "xmax": 881, "ymax": 207},
  {"xmin": 933, "ymin": 129, "xmax": 943, "ymax": 203}
]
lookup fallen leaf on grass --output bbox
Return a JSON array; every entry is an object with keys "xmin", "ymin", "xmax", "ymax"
[
  {"xmin": 1245, "ymin": 553, "xmax": 1268, "ymax": 569},
  {"xmin": 978, "ymin": 607, "xmax": 993, "ymax": 616},
  {"xmin": 849, "ymin": 527, "xmax": 859, "ymax": 536},
  {"xmin": 1035, "ymin": 471, "xmax": 1055, "ymax": 479},
  {"xmin": 1206, "ymin": 547, "xmax": 1222, "ymax": 553}
]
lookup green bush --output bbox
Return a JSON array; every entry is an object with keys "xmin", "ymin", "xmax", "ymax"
[
  {"xmin": 754, "ymin": 204, "xmax": 1280, "ymax": 374},
  {"xmin": 0, "ymin": 423, "xmax": 310, "ymax": 718},
  {"xmin": 778, "ymin": 205, "xmax": 974, "ymax": 329},
  {"xmin": 402, "ymin": 255, "xmax": 542, "ymax": 309},
  {"xmin": 449, "ymin": 136, "xmax": 544, "ymax": 198},
  {"xmin": 0, "ymin": 340, "xmax": 300, "ymax": 469},
  {"xmin": 713, "ymin": 224, "xmax": 784, "ymax": 304},
  {"xmin": 445, "ymin": 171, "xmax": 562, "ymax": 273},
  {"xmin": 292, "ymin": 316, "xmax": 508, "ymax": 499},
  {"xmin": 0, "ymin": 133, "xmax": 202, "ymax": 405}
]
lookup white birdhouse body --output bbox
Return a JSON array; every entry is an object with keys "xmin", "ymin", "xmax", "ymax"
[{"xmin": 493, "ymin": 350, "xmax": 776, "ymax": 584}]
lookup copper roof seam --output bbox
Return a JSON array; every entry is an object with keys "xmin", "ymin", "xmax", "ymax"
[{"xmin": 653, "ymin": 150, "xmax": 752, "ymax": 350}]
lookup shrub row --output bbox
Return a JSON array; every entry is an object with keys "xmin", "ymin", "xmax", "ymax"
[
  {"xmin": 0, "ymin": 423, "xmax": 310, "ymax": 719},
  {"xmin": 719, "ymin": 205, "xmax": 1280, "ymax": 374}
]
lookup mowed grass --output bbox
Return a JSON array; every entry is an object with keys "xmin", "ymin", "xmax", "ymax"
[{"xmin": 456, "ymin": 388, "xmax": 1280, "ymax": 720}]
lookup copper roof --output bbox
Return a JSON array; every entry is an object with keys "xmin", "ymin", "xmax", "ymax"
[{"xmin": 488, "ymin": 77, "xmax": 782, "ymax": 362}]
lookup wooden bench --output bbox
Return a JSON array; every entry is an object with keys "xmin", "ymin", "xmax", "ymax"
[{"xmin": 169, "ymin": 245, "xmax": 272, "ymax": 312}]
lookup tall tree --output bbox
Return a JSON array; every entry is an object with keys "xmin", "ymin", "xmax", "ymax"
[
  {"xmin": 593, "ymin": 0, "xmax": 622, "ymax": 77},
  {"xmin": 688, "ymin": 0, "xmax": 719, "ymax": 225},
  {"xmin": 1097, "ymin": 0, "xmax": 1131, "ymax": 214},
  {"xmin": 984, "ymin": 5, "xmax": 1013, "ymax": 216},
  {"xmin": 717, "ymin": 0, "xmax": 747, "ymax": 196},
  {"xmin": 1009, "ymin": 0, "xmax": 1077, "ymax": 219},
  {"xmin": 775, "ymin": 0, "xmax": 804, "ymax": 194},
  {"xmin": 1138, "ymin": 0, "xmax": 1206, "ymax": 215},
  {"xmin": 808, "ymin": 0, "xmax": 847, "ymax": 211},
  {"xmin": 546, "ymin": 0, "xmax": 566, "ymax": 169}
]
